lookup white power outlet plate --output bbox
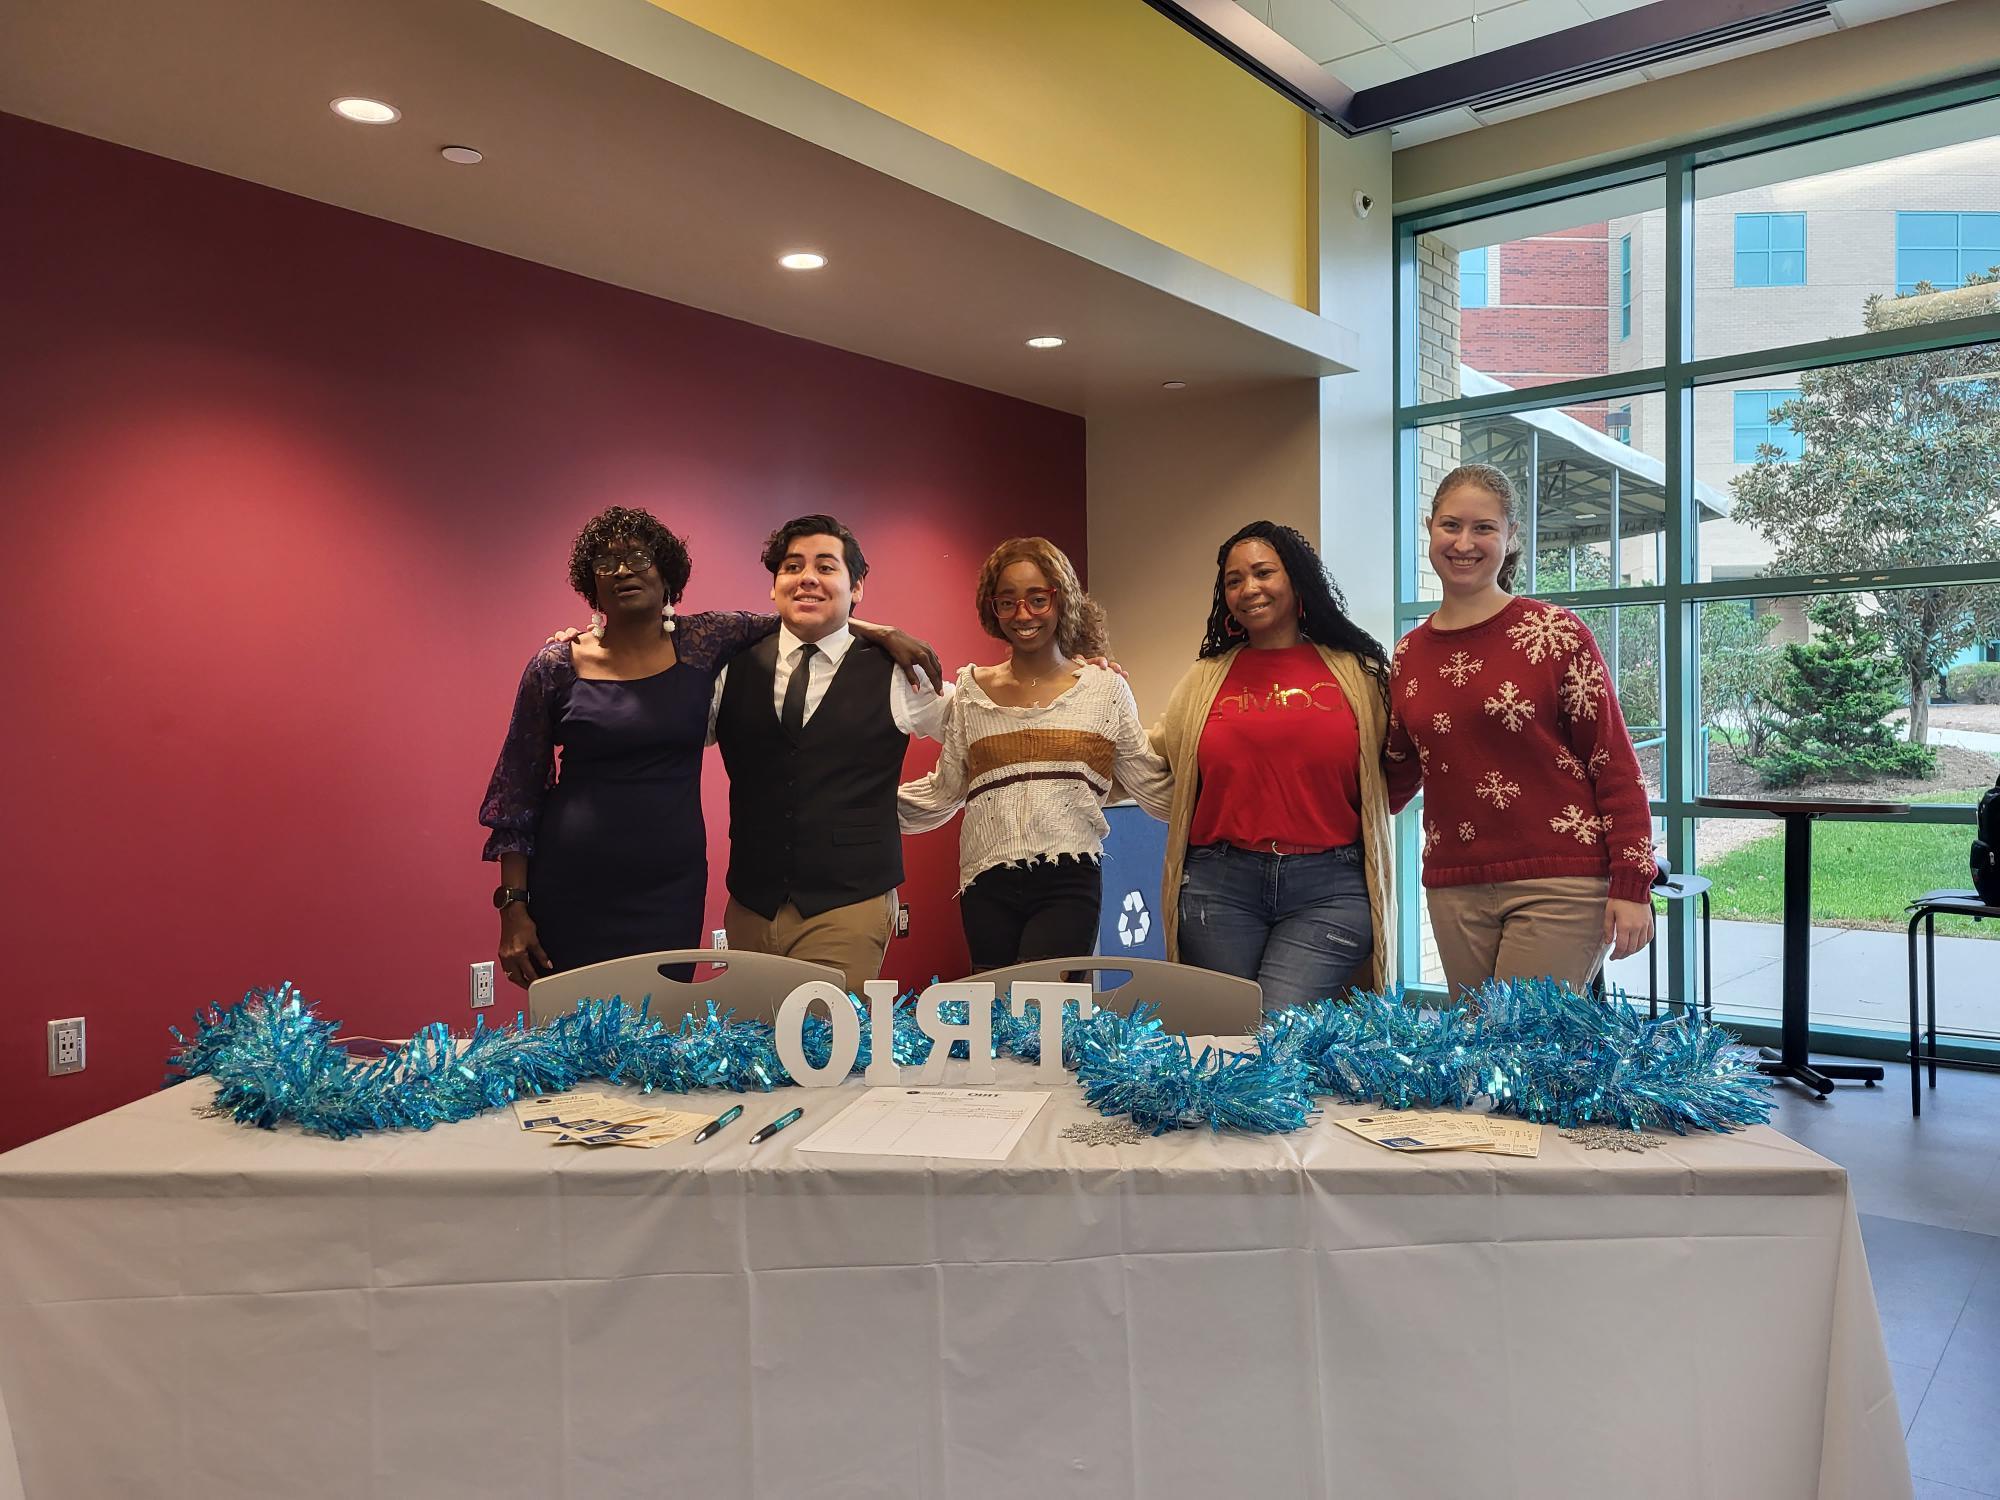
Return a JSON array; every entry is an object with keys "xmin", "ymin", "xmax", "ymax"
[
  {"xmin": 470, "ymin": 961, "xmax": 496, "ymax": 1008},
  {"xmin": 711, "ymin": 929, "xmax": 728, "ymax": 949},
  {"xmin": 48, "ymin": 1017, "xmax": 85, "ymax": 1075}
]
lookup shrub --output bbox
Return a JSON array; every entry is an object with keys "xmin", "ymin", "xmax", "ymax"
[
  {"xmin": 1749, "ymin": 612, "xmax": 1938, "ymax": 787},
  {"xmin": 1949, "ymin": 661, "xmax": 2000, "ymax": 705}
]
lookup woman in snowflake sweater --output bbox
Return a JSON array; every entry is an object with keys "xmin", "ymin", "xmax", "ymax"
[{"xmin": 1385, "ymin": 463, "xmax": 1655, "ymax": 997}]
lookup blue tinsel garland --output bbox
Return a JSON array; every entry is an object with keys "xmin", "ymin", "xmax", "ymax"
[{"xmin": 167, "ymin": 977, "xmax": 1770, "ymax": 1139}]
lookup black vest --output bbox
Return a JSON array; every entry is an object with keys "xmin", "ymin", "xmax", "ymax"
[{"xmin": 715, "ymin": 633, "xmax": 910, "ymax": 918}]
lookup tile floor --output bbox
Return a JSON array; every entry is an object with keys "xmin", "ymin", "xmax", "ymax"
[{"xmin": 1769, "ymin": 1057, "xmax": 2000, "ymax": 1496}]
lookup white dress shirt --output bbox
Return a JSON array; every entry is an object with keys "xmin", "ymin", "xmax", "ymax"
[{"xmin": 708, "ymin": 623, "xmax": 951, "ymax": 744}]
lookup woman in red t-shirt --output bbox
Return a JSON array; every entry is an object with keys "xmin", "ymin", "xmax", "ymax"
[
  {"xmin": 1149, "ymin": 522, "xmax": 1398, "ymax": 1007},
  {"xmin": 1385, "ymin": 463, "xmax": 1655, "ymax": 997}
]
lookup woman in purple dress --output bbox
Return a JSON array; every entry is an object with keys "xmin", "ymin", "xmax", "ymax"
[{"xmin": 479, "ymin": 506, "xmax": 934, "ymax": 989}]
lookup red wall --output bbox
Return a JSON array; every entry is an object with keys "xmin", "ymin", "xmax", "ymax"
[{"xmin": 0, "ymin": 113, "xmax": 1085, "ymax": 1151}]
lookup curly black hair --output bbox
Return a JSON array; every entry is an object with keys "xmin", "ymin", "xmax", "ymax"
[
  {"xmin": 760, "ymin": 513, "xmax": 868, "ymax": 583},
  {"xmin": 567, "ymin": 506, "xmax": 692, "ymax": 606},
  {"xmin": 1198, "ymin": 520, "xmax": 1390, "ymax": 699}
]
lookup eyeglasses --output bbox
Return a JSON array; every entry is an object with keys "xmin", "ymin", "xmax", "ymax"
[
  {"xmin": 591, "ymin": 549, "xmax": 655, "ymax": 576},
  {"xmin": 989, "ymin": 589, "xmax": 1058, "ymax": 619}
]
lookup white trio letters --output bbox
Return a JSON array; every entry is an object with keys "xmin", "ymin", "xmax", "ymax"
[{"xmin": 772, "ymin": 978, "xmax": 1094, "ymax": 1087}]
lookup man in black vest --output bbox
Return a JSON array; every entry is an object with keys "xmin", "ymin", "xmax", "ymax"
[{"xmin": 710, "ymin": 515, "xmax": 950, "ymax": 990}]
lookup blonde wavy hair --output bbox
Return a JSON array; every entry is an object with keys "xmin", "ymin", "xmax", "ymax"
[{"xmin": 974, "ymin": 536, "xmax": 1109, "ymax": 659}]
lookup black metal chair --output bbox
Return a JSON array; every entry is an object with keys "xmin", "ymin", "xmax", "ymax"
[
  {"xmin": 1904, "ymin": 889, "xmax": 2000, "ymax": 1117},
  {"xmin": 1593, "ymin": 860, "xmax": 1714, "ymax": 1021}
]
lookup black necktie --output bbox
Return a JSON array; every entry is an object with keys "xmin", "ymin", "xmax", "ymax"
[{"xmin": 781, "ymin": 642, "xmax": 818, "ymax": 735}]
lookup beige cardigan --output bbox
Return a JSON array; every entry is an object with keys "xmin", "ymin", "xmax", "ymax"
[{"xmin": 1147, "ymin": 644, "xmax": 1396, "ymax": 995}]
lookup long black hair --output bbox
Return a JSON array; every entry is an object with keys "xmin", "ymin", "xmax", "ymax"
[{"xmin": 1198, "ymin": 520, "xmax": 1391, "ymax": 699}]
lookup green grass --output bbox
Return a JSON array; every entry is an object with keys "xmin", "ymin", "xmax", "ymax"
[{"xmin": 1701, "ymin": 791, "xmax": 1994, "ymax": 936}]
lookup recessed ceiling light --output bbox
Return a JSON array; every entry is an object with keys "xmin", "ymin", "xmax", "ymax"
[
  {"xmin": 330, "ymin": 97, "xmax": 400, "ymax": 125},
  {"xmin": 1162, "ymin": 379, "xmax": 1187, "ymax": 390},
  {"xmin": 440, "ymin": 145, "xmax": 483, "ymax": 165},
  {"xmin": 1026, "ymin": 336, "xmax": 1065, "ymax": 349},
  {"xmin": 779, "ymin": 252, "xmax": 827, "ymax": 271}
]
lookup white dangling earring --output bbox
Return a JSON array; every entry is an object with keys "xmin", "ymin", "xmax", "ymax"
[
  {"xmin": 589, "ymin": 611, "xmax": 607, "ymax": 640},
  {"xmin": 661, "ymin": 601, "xmax": 677, "ymax": 635}
]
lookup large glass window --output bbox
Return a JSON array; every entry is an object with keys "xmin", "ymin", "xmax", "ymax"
[
  {"xmin": 1692, "ymin": 94, "xmax": 2000, "ymax": 361},
  {"xmin": 1411, "ymin": 181, "xmax": 1665, "ymax": 416},
  {"xmin": 1397, "ymin": 82, "xmax": 2000, "ymax": 1045}
]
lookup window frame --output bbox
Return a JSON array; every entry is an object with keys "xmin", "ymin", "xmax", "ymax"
[{"xmin": 1392, "ymin": 67, "xmax": 2000, "ymax": 1041}]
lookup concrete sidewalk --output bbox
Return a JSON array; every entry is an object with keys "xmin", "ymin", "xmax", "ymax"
[{"xmin": 1605, "ymin": 916, "xmax": 1999, "ymax": 1039}]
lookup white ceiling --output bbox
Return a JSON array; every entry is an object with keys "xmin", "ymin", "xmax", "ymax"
[
  {"xmin": 0, "ymin": 0, "xmax": 1352, "ymax": 417},
  {"xmin": 1243, "ymin": 0, "xmax": 1961, "ymax": 145}
]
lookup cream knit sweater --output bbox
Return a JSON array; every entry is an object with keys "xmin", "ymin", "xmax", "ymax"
[{"xmin": 899, "ymin": 664, "xmax": 1173, "ymax": 893}]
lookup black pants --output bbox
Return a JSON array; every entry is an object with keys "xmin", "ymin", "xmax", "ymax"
[{"xmin": 960, "ymin": 856, "xmax": 1103, "ymax": 972}]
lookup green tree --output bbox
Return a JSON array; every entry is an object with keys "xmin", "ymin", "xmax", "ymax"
[
  {"xmin": 1748, "ymin": 600, "xmax": 1936, "ymax": 787},
  {"xmin": 1701, "ymin": 599, "xmax": 1783, "ymax": 759},
  {"xmin": 1730, "ymin": 275, "xmax": 2000, "ymax": 746}
]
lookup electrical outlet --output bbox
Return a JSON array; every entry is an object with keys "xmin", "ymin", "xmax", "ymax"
[
  {"xmin": 711, "ymin": 928, "xmax": 728, "ymax": 949},
  {"xmin": 470, "ymin": 961, "xmax": 496, "ymax": 1008},
  {"xmin": 894, "ymin": 904, "xmax": 910, "ymax": 938},
  {"xmin": 47, "ymin": 1017, "xmax": 85, "ymax": 1076}
]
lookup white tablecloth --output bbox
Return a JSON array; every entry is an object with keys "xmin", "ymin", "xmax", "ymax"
[{"xmin": 0, "ymin": 1058, "xmax": 1908, "ymax": 1500}]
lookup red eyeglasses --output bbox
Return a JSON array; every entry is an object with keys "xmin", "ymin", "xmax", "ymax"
[{"xmin": 988, "ymin": 589, "xmax": 1059, "ymax": 619}]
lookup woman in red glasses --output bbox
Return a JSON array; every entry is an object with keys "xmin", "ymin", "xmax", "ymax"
[{"xmin": 898, "ymin": 537, "xmax": 1170, "ymax": 971}]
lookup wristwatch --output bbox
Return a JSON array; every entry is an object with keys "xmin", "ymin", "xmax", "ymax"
[{"xmin": 492, "ymin": 886, "xmax": 531, "ymax": 911}]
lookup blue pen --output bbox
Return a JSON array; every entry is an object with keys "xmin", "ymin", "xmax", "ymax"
[
  {"xmin": 692, "ymin": 1104, "xmax": 743, "ymax": 1144},
  {"xmin": 748, "ymin": 1107, "xmax": 804, "ymax": 1144}
]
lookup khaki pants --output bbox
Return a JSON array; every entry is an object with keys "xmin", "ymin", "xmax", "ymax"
[
  {"xmin": 725, "ymin": 892, "xmax": 896, "ymax": 994},
  {"xmin": 1427, "ymin": 876, "xmax": 1611, "ymax": 999}
]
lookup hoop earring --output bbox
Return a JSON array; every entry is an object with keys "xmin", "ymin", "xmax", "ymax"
[{"xmin": 1225, "ymin": 615, "xmax": 1246, "ymax": 637}]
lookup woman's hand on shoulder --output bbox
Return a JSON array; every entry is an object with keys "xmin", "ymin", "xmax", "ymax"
[{"xmin": 852, "ymin": 620, "xmax": 943, "ymax": 692}]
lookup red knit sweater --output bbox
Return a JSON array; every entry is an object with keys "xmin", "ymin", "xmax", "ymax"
[{"xmin": 1385, "ymin": 597, "xmax": 1657, "ymax": 904}]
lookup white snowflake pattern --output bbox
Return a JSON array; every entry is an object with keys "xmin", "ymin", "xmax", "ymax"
[
  {"xmin": 1555, "ymin": 747, "xmax": 1586, "ymax": 780},
  {"xmin": 1437, "ymin": 762, "xmax": 1450, "ymax": 775},
  {"xmin": 1416, "ymin": 742, "xmax": 1432, "ymax": 770},
  {"xmin": 1549, "ymin": 804, "xmax": 1613, "ymax": 845},
  {"xmin": 1558, "ymin": 655, "xmax": 1606, "ymax": 721},
  {"xmin": 1404, "ymin": 678, "xmax": 1421, "ymax": 699},
  {"xmin": 1457, "ymin": 821, "xmax": 1477, "ymax": 843},
  {"xmin": 1422, "ymin": 821, "xmax": 1441, "ymax": 856},
  {"xmin": 1474, "ymin": 770, "xmax": 1522, "ymax": 809},
  {"xmin": 1622, "ymin": 842, "xmax": 1658, "ymax": 874},
  {"xmin": 1432, "ymin": 712, "xmax": 1452, "ymax": 734},
  {"xmin": 1483, "ymin": 680, "xmax": 1537, "ymax": 732},
  {"xmin": 1587, "ymin": 747, "xmax": 1610, "ymax": 780},
  {"xmin": 1438, "ymin": 651, "xmax": 1484, "ymax": 687},
  {"xmin": 1393, "ymin": 635, "xmax": 1411, "ymax": 662},
  {"xmin": 1506, "ymin": 605, "xmax": 1583, "ymax": 664}
]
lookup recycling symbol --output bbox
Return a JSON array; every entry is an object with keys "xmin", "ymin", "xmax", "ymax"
[{"xmin": 1116, "ymin": 889, "xmax": 1151, "ymax": 947}]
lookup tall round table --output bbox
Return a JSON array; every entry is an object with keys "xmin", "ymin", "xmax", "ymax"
[{"xmin": 1695, "ymin": 795, "xmax": 1907, "ymax": 1097}]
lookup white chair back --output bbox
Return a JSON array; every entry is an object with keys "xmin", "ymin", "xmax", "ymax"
[
  {"xmin": 971, "ymin": 957, "xmax": 1263, "ymax": 1038},
  {"xmin": 526, "ymin": 950, "xmax": 846, "ymax": 1027}
]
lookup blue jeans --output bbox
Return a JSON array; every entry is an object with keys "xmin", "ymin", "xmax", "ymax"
[{"xmin": 1177, "ymin": 843, "xmax": 1373, "ymax": 1008}]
